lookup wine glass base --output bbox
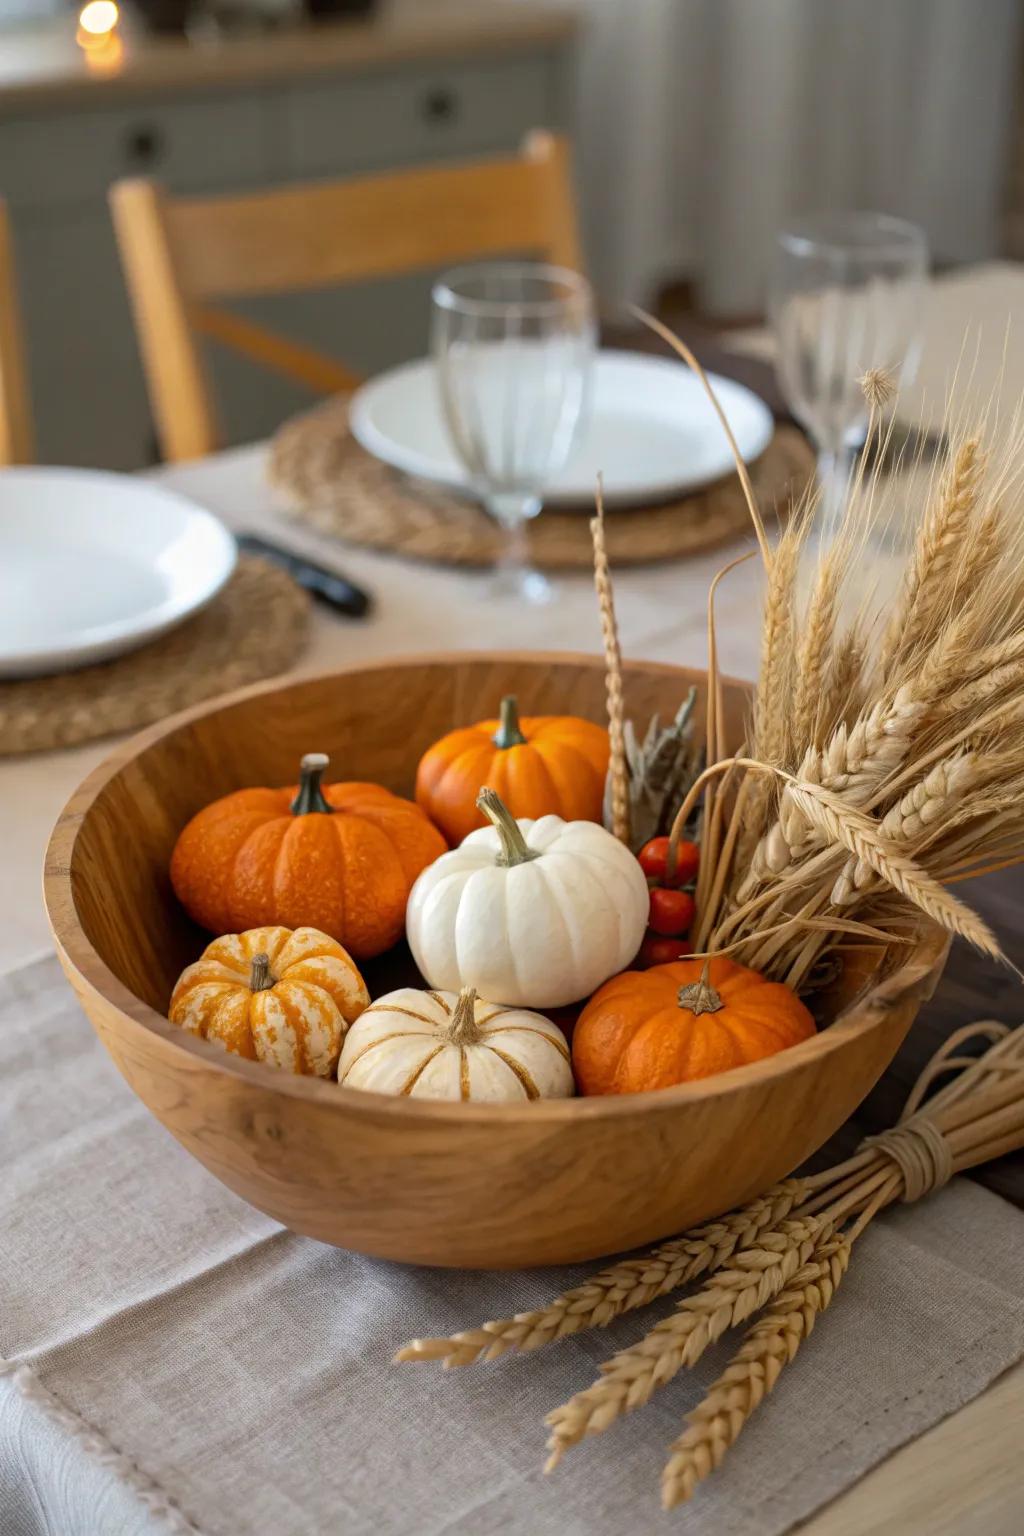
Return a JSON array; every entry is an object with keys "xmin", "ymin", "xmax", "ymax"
[{"xmin": 487, "ymin": 566, "xmax": 556, "ymax": 605}]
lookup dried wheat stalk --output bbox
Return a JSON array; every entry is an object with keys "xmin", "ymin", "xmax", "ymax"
[
  {"xmin": 701, "ymin": 405, "xmax": 1024, "ymax": 977},
  {"xmin": 591, "ymin": 479, "xmax": 629, "ymax": 844},
  {"xmin": 395, "ymin": 1024, "xmax": 1024, "ymax": 1509},
  {"xmin": 657, "ymin": 1021, "xmax": 1024, "ymax": 1505},
  {"xmin": 752, "ymin": 519, "xmax": 804, "ymax": 768},
  {"xmin": 832, "ymin": 751, "xmax": 977, "ymax": 905},
  {"xmin": 543, "ymin": 1023, "xmax": 1024, "ymax": 1484},
  {"xmin": 632, "ymin": 308, "xmax": 772, "ymax": 569},
  {"xmin": 543, "ymin": 1216, "xmax": 824, "ymax": 1468},
  {"xmin": 783, "ymin": 780, "xmax": 1002, "ymax": 960},
  {"xmin": 880, "ymin": 437, "xmax": 985, "ymax": 674},
  {"xmin": 661, "ymin": 1229, "xmax": 852, "ymax": 1509},
  {"xmin": 792, "ymin": 554, "xmax": 842, "ymax": 752},
  {"xmin": 395, "ymin": 1181, "xmax": 807, "ymax": 1369}
]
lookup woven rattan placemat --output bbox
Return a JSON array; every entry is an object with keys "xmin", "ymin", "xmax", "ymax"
[
  {"xmin": 0, "ymin": 556, "xmax": 310, "ymax": 758},
  {"xmin": 269, "ymin": 394, "xmax": 813, "ymax": 570}
]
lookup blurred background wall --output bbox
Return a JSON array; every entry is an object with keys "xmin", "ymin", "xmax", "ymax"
[
  {"xmin": 577, "ymin": 0, "xmax": 1024, "ymax": 315},
  {"xmin": 2, "ymin": 0, "xmax": 1023, "ymax": 464}
]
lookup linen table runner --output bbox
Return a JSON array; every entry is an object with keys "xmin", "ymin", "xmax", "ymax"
[{"xmin": 3, "ymin": 955, "xmax": 1024, "ymax": 1536}]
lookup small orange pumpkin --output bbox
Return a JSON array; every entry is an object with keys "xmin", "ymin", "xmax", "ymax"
[
  {"xmin": 415, "ymin": 694, "xmax": 610, "ymax": 845},
  {"xmin": 572, "ymin": 956, "xmax": 816, "ymax": 1094},
  {"xmin": 169, "ymin": 925, "xmax": 368, "ymax": 1076},
  {"xmin": 170, "ymin": 753, "xmax": 446, "ymax": 959}
]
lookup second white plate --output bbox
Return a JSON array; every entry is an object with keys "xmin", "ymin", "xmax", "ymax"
[
  {"xmin": 350, "ymin": 350, "xmax": 773, "ymax": 508},
  {"xmin": 0, "ymin": 467, "xmax": 237, "ymax": 678}
]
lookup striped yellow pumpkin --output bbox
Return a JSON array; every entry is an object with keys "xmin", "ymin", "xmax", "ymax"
[
  {"xmin": 337, "ymin": 986, "xmax": 574, "ymax": 1102},
  {"xmin": 169, "ymin": 926, "xmax": 369, "ymax": 1077}
]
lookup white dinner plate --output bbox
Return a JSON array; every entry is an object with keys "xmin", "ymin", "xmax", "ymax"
[
  {"xmin": 349, "ymin": 350, "xmax": 773, "ymax": 508},
  {"xmin": 0, "ymin": 467, "xmax": 237, "ymax": 679}
]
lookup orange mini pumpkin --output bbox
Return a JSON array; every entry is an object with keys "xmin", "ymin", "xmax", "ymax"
[
  {"xmin": 572, "ymin": 956, "xmax": 816, "ymax": 1095},
  {"xmin": 170, "ymin": 752, "xmax": 446, "ymax": 960},
  {"xmin": 415, "ymin": 694, "xmax": 610, "ymax": 845}
]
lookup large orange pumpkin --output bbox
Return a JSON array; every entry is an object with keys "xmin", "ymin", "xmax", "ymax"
[
  {"xmin": 170, "ymin": 753, "xmax": 446, "ymax": 959},
  {"xmin": 415, "ymin": 694, "xmax": 610, "ymax": 845},
  {"xmin": 572, "ymin": 956, "xmax": 816, "ymax": 1094}
]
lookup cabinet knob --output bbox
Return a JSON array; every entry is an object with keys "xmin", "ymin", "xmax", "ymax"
[
  {"xmin": 421, "ymin": 87, "xmax": 458, "ymax": 126},
  {"xmin": 124, "ymin": 125, "xmax": 165, "ymax": 168}
]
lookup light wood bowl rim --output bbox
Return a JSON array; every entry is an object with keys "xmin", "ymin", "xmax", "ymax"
[{"xmin": 44, "ymin": 650, "xmax": 949, "ymax": 1125}]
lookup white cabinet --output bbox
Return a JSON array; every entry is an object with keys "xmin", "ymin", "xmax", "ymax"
[{"xmin": 0, "ymin": 40, "xmax": 571, "ymax": 468}]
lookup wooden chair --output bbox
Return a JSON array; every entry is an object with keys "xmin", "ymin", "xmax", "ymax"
[
  {"xmin": 110, "ymin": 131, "xmax": 582, "ymax": 464},
  {"xmin": 0, "ymin": 198, "xmax": 33, "ymax": 466}
]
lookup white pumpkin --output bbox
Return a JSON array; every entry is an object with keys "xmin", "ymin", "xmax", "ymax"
[
  {"xmin": 337, "ymin": 986, "xmax": 574, "ymax": 1101},
  {"xmin": 406, "ymin": 787, "xmax": 649, "ymax": 1008}
]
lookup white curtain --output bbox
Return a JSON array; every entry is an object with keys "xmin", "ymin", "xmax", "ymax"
[{"xmin": 574, "ymin": 0, "xmax": 1024, "ymax": 317}]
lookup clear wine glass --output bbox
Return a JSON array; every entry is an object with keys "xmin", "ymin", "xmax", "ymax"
[
  {"xmin": 431, "ymin": 262, "xmax": 596, "ymax": 604},
  {"xmin": 769, "ymin": 212, "xmax": 928, "ymax": 527}
]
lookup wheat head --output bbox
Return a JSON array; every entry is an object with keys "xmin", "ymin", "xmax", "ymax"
[
  {"xmin": 661, "ymin": 1233, "xmax": 852, "ymax": 1509},
  {"xmin": 831, "ymin": 751, "xmax": 977, "ymax": 904},
  {"xmin": 543, "ymin": 1218, "xmax": 823, "ymax": 1469},
  {"xmin": 786, "ymin": 781, "xmax": 1003, "ymax": 959},
  {"xmin": 394, "ymin": 1182, "xmax": 808, "ymax": 1368},
  {"xmin": 881, "ymin": 437, "xmax": 985, "ymax": 672}
]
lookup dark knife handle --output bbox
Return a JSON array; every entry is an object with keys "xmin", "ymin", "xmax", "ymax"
[{"xmin": 237, "ymin": 533, "xmax": 372, "ymax": 619}]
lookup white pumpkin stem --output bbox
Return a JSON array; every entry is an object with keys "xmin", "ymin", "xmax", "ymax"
[
  {"xmin": 250, "ymin": 952, "xmax": 274, "ymax": 992},
  {"xmin": 476, "ymin": 787, "xmax": 539, "ymax": 866},
  {"xmin": 446, "ymin": 987, "xmax": 481, "ymax": 1045},
  {"xmin": 493, "ymin": 695, "xmax": 528, "ymax": 750},
  {"xmin": 677, "ymin": 958, "xmax": 724, "ymax": 1017}
]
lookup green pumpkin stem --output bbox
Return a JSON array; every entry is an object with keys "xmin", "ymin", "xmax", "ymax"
[
  {"xmin": 250, "ymin": 952, "xmax": 274, "ymax": 992},
  {"xmin": 290, "ymin": 752, "xmax": 332, "ymax": 815},
  {"xmin": 677, "ymin": 958, "xmax": 724, "ymax": 1017},
  {"xmin": 476, "ymin": 786, "xmax": 538, "ymax": 866},
  {"xmin": 493, "ymin": 694, "xmax": 528, "ymax": 750},
  {"xmin": 445, "ymin": 986, "xmax": 481, "ymax": 1045}
]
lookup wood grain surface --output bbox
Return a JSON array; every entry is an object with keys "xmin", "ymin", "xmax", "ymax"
[{"xmin": 45, "ymin": 653, "xmax": 948, "ymax": 1269}]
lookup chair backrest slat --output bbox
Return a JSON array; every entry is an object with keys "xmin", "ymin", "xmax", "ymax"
[
  {"xmin": 0, "ymin": 199, "xmax": 33, "ymax": 467},
  {"xmin": 111, "ymin": 131, "xmax": 583, "ymax": 464}
]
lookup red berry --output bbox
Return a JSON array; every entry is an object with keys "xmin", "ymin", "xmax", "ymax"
[
  {"xmin": 639, "ymin": 932, "xmax": 694, "ymax": 967},
  {"xmin": 637, "ymin": 836, "xmax": 700, "ymax": 888},
  {"xmin": 648, "ymin": 887, "xmax": 696, "ymax": 936}
]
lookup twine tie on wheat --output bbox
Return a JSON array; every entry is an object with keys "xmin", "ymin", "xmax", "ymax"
[{"xmin": 858, "ymin": 1118, "xmax": 953, "ymax": 1202}]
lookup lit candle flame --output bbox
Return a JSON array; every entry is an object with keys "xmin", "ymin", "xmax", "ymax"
[{"xmin": 78, "ymin": 1, "xmax": 120, "ymax": 36}]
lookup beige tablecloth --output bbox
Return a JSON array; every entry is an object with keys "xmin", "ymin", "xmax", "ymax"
[{"xmin": 3, "ymin": 955, "xmax": 1024, "ymax": 1536}]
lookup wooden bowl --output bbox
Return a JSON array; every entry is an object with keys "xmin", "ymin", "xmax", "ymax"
[{"xmin": 45, "ymin": 653, "xmax": 948, "ymax": 1269}]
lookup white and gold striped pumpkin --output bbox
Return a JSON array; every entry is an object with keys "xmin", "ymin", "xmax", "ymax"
[
  {"xmin": 337, "ymin": 986, "xmax": 575, "ymax": 1102},
  {"xmin": 169, "ymin": 926, "xmax": 369, "ymax": 1077}
]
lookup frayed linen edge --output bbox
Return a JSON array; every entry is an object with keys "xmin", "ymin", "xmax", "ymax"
[{"xmin": 0, "ymin": 1355, "xmax": 206, "ymax": 1536}]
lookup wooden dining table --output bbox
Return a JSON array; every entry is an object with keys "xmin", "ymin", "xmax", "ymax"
[{"xmin": 4, "ymin": 263, "xmax": 1024, "ymax": 1535}]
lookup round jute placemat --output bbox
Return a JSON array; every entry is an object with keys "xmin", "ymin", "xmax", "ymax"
[
  {"xmin": 269, "ymin": 394, "xmax": 813, "ymax": 570},
  {"xmin": 0, "ymin": 556, "xmax": 310, "ymax": 758}
]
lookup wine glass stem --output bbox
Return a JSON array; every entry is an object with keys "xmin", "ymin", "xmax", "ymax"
[
  {"xmin": 817, "ymin": 443, "xmax": 855, "ymax": 534},
  {"xmin": 488, "ymin": 491, "xmax": 542, "ymax": 583}
]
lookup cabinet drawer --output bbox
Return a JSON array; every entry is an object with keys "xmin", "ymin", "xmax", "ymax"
[
  {"xmin": 280, "ymin": 54, "xmax": 552, "ymax": 179},
  {"xmin": 0, "ymin": 93, "xmax": 268, "ymax": 211}
]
